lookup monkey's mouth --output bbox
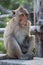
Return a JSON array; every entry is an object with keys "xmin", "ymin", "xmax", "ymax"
[
  {"xmin": 19, "ymin": 22, "xmax": 27, "ymax": 27},
  {"xmin": 20, "ymin": 24, "xmax": 27, "ymax": 28},
  {"xmin": 22, "ymin": 23, "xmax": 27, "ymax": 26}
]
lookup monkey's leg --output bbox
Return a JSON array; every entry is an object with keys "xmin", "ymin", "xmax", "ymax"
[
  {"xmin": 7, "ymin": 37, "xmax": 32, "ymax": 60},
  {"xmin": 3, "ymin": 36, "xmax": 34, "ymax": 60},
  {"xmin": 5, "ymin": 37, "xmax": 24, "ymax": 59}
]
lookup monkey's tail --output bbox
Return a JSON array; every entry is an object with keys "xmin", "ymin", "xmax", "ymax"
[{"xmin": 0, "ymin": 54, "xmax": 18, "ymax": 60}]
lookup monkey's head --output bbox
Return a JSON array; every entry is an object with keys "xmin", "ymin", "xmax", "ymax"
[
  {"xmin": 12, "ymin": 6, "xmax": 30, "ymax": 28},
  {"xmin": 12, "ymin": 6, "xmax": 29, "ymax": 18}
]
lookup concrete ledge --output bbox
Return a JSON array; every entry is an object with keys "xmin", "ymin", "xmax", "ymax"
[
  {"xmin": 0, "ymin": 57, "xmax": 43, "ymax": 65},
  {"xmin": 0, "ymin": 54, "xmax": 43, "ymax": 65}
]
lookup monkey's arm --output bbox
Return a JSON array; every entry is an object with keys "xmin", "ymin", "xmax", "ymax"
[
  {"xmin": 27, "ymin": 35, "xmax": 35, "ymax": 55},
  {"xmin": 27, "ymin": 20, "xmax": 32, "ymax": 36}
]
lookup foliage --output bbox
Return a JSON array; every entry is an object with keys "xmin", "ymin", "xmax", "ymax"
[
  {"xmin": 0, "ymin": 41, "xmax": 6, "ymax": 53},
  {"xmin": 0, "ymin": 0, "xmax": 33, "ymax": 10},
  {"xmin": 0, "ymin": 18, "xmax": 10, "ymax": 28},
  {"xmin": 0, "ymin": 0, "xmax": 11, "ymax": 9},
  {"xmin": 4, "ymin": 17, "xmax": 10, "ymax": 22},
  {"xmin": 0, "ymin": 23, "xmax": 6, "ymax": 28}
]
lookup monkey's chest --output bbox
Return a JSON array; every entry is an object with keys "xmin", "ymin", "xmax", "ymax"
[{"xmin": 15, "ymin": 30, "xmax": 28, "ymax": 44}]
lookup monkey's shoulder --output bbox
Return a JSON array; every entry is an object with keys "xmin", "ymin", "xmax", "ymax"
[
  {"xmin": 7, "ymin": 17, "xmax": 16, "ymax": 26},
  {"xmin": 8, "ymin": 17, "xmax": 16, "ymax": 24}
]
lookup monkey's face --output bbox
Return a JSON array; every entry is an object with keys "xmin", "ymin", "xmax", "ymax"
[{"xmin": 18, "ymin": 14, "xmax": 28, "ymax": 28}]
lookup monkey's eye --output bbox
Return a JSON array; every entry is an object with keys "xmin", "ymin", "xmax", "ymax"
[
  {"xmin": 20, "ymin": 14, "xmax": 28, "ymax": 17},
  {"xmin": 25, "ymin": 14, "xmax": 29, "ymax": 17}
]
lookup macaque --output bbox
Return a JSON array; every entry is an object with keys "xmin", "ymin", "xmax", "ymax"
[
  {"xmin": 35, "ymin": 25, "xmax": 43, "ymax": 57},
  {"xmin": 3, "ymin": 6, "xmax": 35, "ymax": 60}
]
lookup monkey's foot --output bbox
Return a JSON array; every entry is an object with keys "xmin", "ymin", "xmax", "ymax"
[
  {"xmin": 19, "ymin": 54, "xmax": 34, "ymax": 60},
  {"xmin": 27, "ymin": 53, "xmax": 34, "ymax": 60},
  {"xmin": 28, "ymin": 54, "xmax": 34, "ymax": 60}
]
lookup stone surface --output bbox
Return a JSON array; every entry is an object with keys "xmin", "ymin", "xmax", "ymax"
[
  {"xmin": 0, "ymin": 54, "xmax": 43, "ymax": 65},
  {"xmin": 0, "ymin": 57, "xmax": 43, "ymax": 65}
]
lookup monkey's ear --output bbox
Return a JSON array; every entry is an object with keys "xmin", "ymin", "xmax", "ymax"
[{"xmin": 12, "ymin": 10, "xmax": 15, "ymax": 15}]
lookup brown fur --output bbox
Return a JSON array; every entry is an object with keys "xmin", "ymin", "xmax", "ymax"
[{"xmin": 4, "ymin": 6, "xmax": 35, "ymax": 59}]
